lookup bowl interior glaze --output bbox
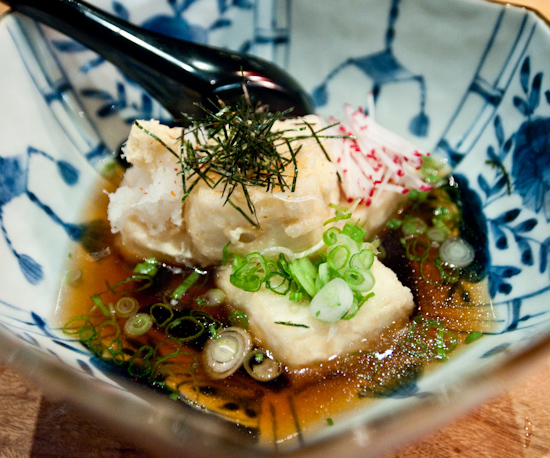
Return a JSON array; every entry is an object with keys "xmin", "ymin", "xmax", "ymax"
[{"xmin": 1, "ymin": 0, "xmax": 550, "ymax": 456}]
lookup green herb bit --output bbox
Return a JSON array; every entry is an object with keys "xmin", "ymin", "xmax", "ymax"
[
  {"xmin": 420, "ymin": 156, "xmax": 445, "ymax": 185},
  {"xmin": 221, "ymin": 242, "xmax": 234, "ymax": 265},
  {"xmin": 208, "ymin": 323, "xmax": 219, "ymax": 339},
  {"xmin": 274, "ymin": 321, "xmax": 310, "ymax": 328},
  {"xmin": 342, "ymin": 222, "xmax": 367, "ymax": 244},
  {"xmin": 326, "ymin": 418, "xmax": 334, "ymax": 426},
  {"xmin": 108, "ymin": 274, "xmax": 153, "ymax": 295},
  {"xmin": 100, "ymin": 158, "xmax": 118, "ymax": 181},
  {"xmin": 408, "ymin": 189, "xmax": 430, "ymax": 202},
  {"xmin": 465, "ymin": 331, "xmax": 483, "ymax": 344},
  {"xmin": 171, "ymin": 270, "xmax": 202, "ymax": 300},
  {"xmin": 91, "ymin": 294, "xmax": 111, "ymax": 317},
  {"xmin": 228, "ymin": 310, "xmax": 249, "ymax": 329},
  {"xmin": 65, "ymin": 268, "xmax": 82, "ymax": 285},
  {"xmin": 133, "ymin": 257, "xmax": 159, "ymax": 277},
  {"xmin": 386, "ymin": 218, "xmax": 402, "ymax": 230}
]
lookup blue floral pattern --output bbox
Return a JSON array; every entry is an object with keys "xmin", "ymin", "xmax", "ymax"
[
  {"xmin": 312, "ymin": 0, "xmax": 429, "ymax": 137},
  {"xmin": 511, "ymin": 58, "xmax": 550, "ymax": 221}
]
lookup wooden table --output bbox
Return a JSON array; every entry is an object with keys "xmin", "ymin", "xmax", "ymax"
[{"xmin": 1, "ymin": 0, "xmax": 550, "ymax": 456}]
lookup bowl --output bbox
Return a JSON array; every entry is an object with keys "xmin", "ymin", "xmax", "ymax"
[{"xmin": 1, "ymin": 0, "xmax": 550, "ymax": 456}]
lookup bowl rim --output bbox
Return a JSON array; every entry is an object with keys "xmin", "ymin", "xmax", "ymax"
[{"xmin": 1, "ymin": 0, "xmax": 550, "ymax": 456}]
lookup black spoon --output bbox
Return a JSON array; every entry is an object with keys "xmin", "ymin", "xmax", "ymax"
[{"xmin": 2, "ymin": 0, "xmax": 314, "ymax": 119}]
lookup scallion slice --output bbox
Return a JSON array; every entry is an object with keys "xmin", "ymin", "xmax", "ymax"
[
  {"xmin": 133, "ymin": 257, "xmax": 159, "ymax": 277},
  {"xmin": 402, "ymin": 217, "xmax": 428, "ymax": 236},
  {"xmin": 197, "ymin": 288, "xmax": 226, "ymax": 307},
  {"xmin": 243, "ymin": 349, "xmax": 282, "ymax": 382},
  {"xmin": 309, "ymin": 278, "xmax": 353, "ymax": 322},
  {"xmin": 349, "ymin": 249, "xmax": 375, "ymax": 270},
  {"xmin": 322, "ymin": 226, "xmax": 341, "ymax": 246},
  {"xmin": 342, "ymin": 223, "xmax": 367, "ymax": 244},
  {"xmin": 171, "ymin": 270, "xmax": 202, "ymax": 300},
  {"xmin": 114, "ymin": 297, "xmax": 139, "ymax": 318},
  {"xmin": 327, "ymin": 245, "xmax": 351, "ymax": 271},
  {"xmin": 289, "ymin": 257, "xmax": 318, "ymax": 297},
  {"xmin": 124, "ymin": 313, "xmax": 153, "ymax": 337},
  {"xmin": 344, "ymin": 268, "xmax": 374, "ymax": 292},
  {"xmin": 202, "ymin": 327, "xmax": 252, "ymax": 380},
  {"xmin": 440, "ymin": 237, "xmax": 475, "ymax": 268}
]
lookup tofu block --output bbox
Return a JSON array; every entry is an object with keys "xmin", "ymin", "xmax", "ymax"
[
  {"xmin": 216, "ymin": 257, "xmax": 415, "ymax": 367},
  {"xmin": 108, "ymin": 117, "xmax": 340, "ymax": 266}
]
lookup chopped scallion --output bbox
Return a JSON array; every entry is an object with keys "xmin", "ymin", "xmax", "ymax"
[
  {"xmin": 133, "ymin": 257, "xmax": 159, "ymax": 277},
  {"xmin": 171, "ymin": 270, "xmax": 202, "ymax": 300},
  {"xmin": 124, "ymin": 313, "xmax": 153, "ymax": 337}
]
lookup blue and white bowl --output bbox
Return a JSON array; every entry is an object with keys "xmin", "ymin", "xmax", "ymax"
[{"xmin": 1, "ymin": 0, "xmax": 550, "ymax": 456}]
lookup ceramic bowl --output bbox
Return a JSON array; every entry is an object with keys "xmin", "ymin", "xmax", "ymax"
[{"xmin": 1, "ymin": 0, "xmax": 550, "ymax": 457}]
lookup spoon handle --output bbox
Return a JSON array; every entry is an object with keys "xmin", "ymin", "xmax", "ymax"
[{"xmin": 3, "ymin": 0, "xmax": 314, "ymax": 118}]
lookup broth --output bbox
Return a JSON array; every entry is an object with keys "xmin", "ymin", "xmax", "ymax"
[{"xmin": 57, "ymin": 175, "xmax": 493, "ymax": 444}]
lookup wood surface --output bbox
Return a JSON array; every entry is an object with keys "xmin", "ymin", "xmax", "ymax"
[{"xmin": 0, "ymin": 0, "xmax": 549, "ymax": 457}]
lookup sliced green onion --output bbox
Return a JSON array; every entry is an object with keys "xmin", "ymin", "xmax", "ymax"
[
  {"xmin": 404, "ymin": 238, "xmax": 430, "ymax": 262},
  {"xmin": 165, "ymin": 316, "xmax": 205, "ymax": 341},
  {"xmin": 228, "ymin": 310, "xmax": 249, "ymax": 329},
  {"xmin": 386, "ymin": 218, "xmax": 402, "ymax": 230},
  {"xmin": 230, "ymin": 252, "xmax": 269, "ymax": 292},
  {"xmin": 434, "ymin": 329, "xmax": 458, "ymax": 360},
  {"xmin": 133, "ymin": 257, "xmax": 159, "ymax": 277},
  {"xmin": 114, "ymin": 297, "xmax": 139, "ymax": 318},
  {"xmin": 150, "ymin": 303, "xmax": 174, "ymax": 328},
  {"xmin": 94, "ymin": 320, "xmax": 121, "ymax": 344},
  {"xmin": 63, "ymin": 315, "xmax": 93, "ymax": 337},
  {"xmin": 267, "ymin": 272, "xmax": 291, "ymax": 295},
  {"xmin": 91, "ymin": 294, "xmax": 111, "ymax": 317},
  {"xmin": 309, "ymin": 278, "xmax": 353, "ymax": 322},
  {"xmin": 440, "ymin": 237, "xmax": 475, "ymax": 268},
  {"xmin": 465, "ymin": 331, "xmax": 483, "ymax": 344},
  {"xmin": 124, "ymin": 313, "xmax": 153, "ymax": 337},
  {"xmin": 342, "ymin": 292, "xmax": 374, "ymax": 320},
  {"xmin": 289, "ymin": 289, "xmax": 305, "ymax": 302},
  {"xmin": 276, "ymin": 253, "xmax": 292, "ymax": 279},
  {"xmin": 128, "ymin": 345, "xmax": 154, "ymax": 378},
  {"xmin": 203, "ymin": 327, "xmax": 252, "ymax": 379},
  {"xmin": 435, "ymin": 258, "xmax": 460, "ymax": 283},
  {"xmin": 401, "ymin": 337, "xmax": 429, "ymax": 358},
  {"xmin": 327, "ymin": 245, "xmax": 351, "ymax": 271},
  {"xmin": 342, "ymin": 223, "xmax": 367, "ymax": 244},
  {"xmin": 289, "ymin": 257, "xmax": 318, "ymax": 297},
  {"xmin": 78, "ymin": 325, "xmax": 97, "ymax": 342},
  {"xmin": 402, "ymin": 217, "xmax": 428, "ymax": 236},
  {"xmin": 344, "ymin": 268, "xmax": 375, "ymax": 292},
  {"xmin": 221, "ymin": 242, "xmax": 234, "ymax": 265},
  {"xmin": 171, "ymin": 270, "xmax": 202, "ymax": 300},
  {"xmin": 317, "ymin": 262, "xmax": 330, "ymax": 288},
  {"xmin": 243, "ymin": 349, "xmax": 282, "ymax": 382},
  {"xmin": 323, "ymin": 211, "xmax": 352, "ymax": 226},
  {"xmin": 65, "ymin": 269, "xmax": 82, "ymax": 285},
  {"xmin": 322, "ymin": 227, "xmax": 341, "ymax": 246},
  {"xmin": 109, "ymin": 274, "xmax": 153, "ymax": 294},
  {"xmin": 197, "ymin": 288, "xmax": 226, "ymax": 307},
  {"xmin": 426, "ymin": 227, "xmax": 448, "ymax": 243},
  {"xmin": 349, "ymin": 249, "xmax": 375, "ymax": 270}
]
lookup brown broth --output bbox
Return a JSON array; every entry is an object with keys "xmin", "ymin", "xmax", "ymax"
[{"xmin": 57, "ymin": 179, "xmax": 494, "ymax": 444}]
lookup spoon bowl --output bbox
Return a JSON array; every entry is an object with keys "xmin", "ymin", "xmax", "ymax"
[{"xmin": 2, "ymin": 0, "xmax": 314, "ymax": 119}]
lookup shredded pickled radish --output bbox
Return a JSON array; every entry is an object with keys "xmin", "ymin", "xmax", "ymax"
[{"xmin": 327, "ymin": 105, "xmax": 433, "ymax": 206}]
